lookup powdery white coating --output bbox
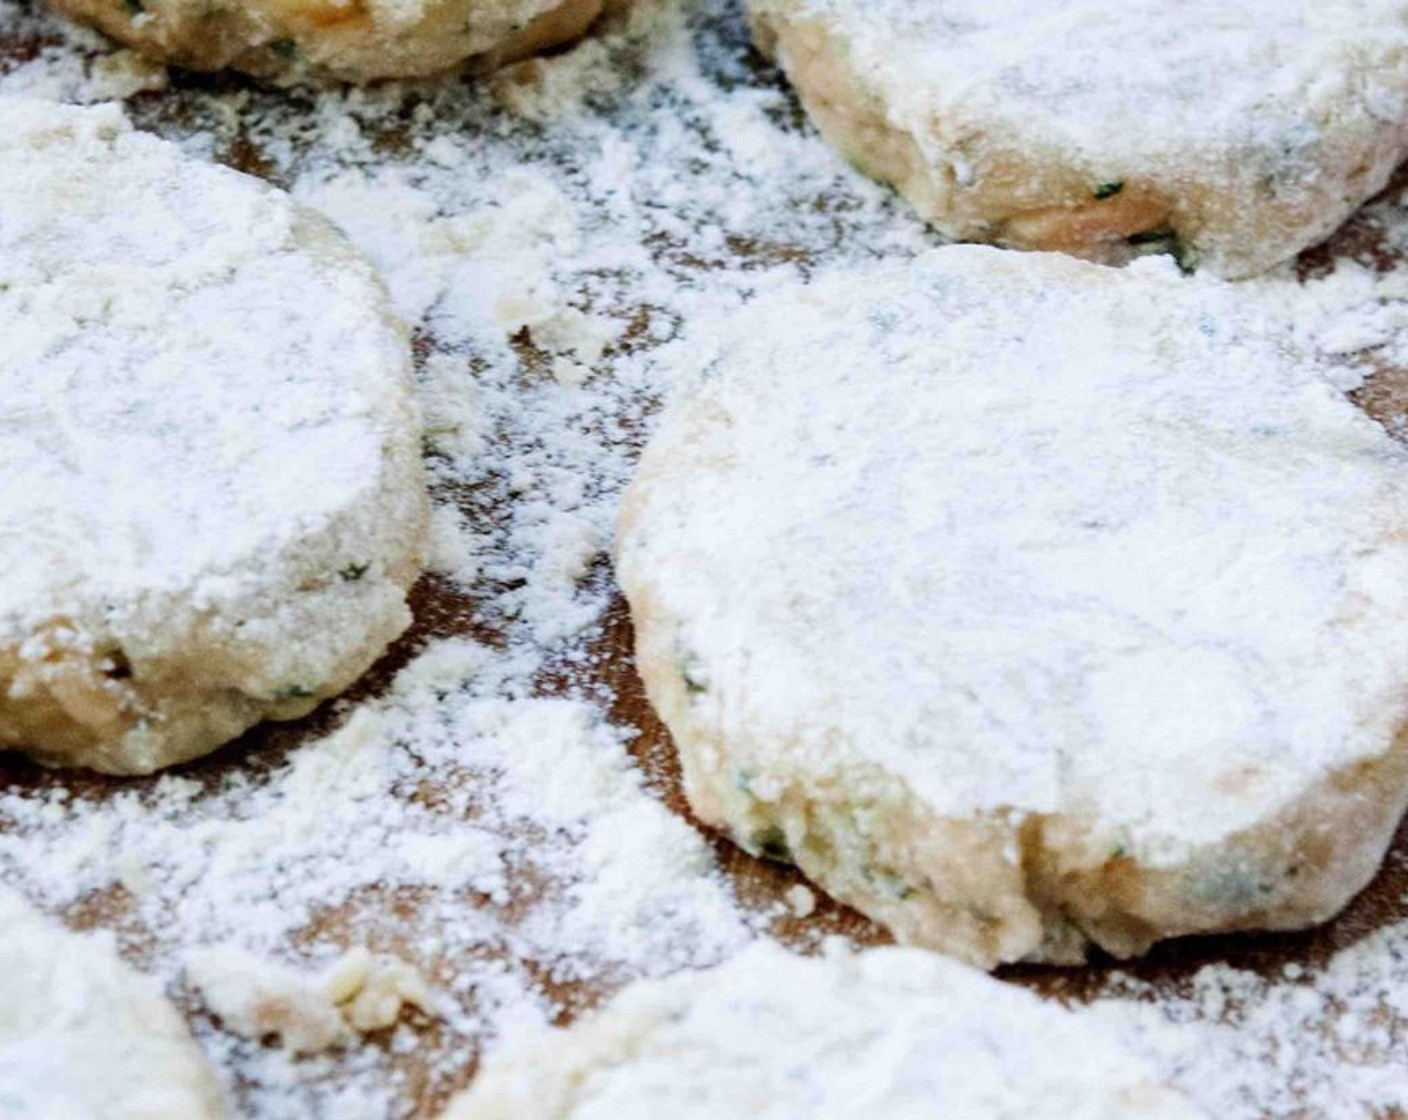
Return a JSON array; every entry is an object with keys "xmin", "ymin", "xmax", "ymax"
[
  {"xmin": 0, "ymin": 99, "xmax": 428, "ymax": 774},
  {"xmin": 0, "ymin": 886, "xmax": 226, "ymax": 1119},
  {"xmin": 748, "ymin": 0, "xmax": 1408, "ymax": 277},
  {"xmin": 618, "ymin": 245, "xmax": 1408, "ymax": 968},
  {"xmin": 4, "ymin": 0, "xmax": 1408, "ymax": 1114},
  {"xmin": 442, "ymin": 941, "xmax": 1206, "ymax": 1120},
  {"xmin": 45, "ymin": 0, "xmax": 606, "ymax": 82}
]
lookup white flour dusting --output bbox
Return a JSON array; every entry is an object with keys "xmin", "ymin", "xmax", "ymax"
[
  {"xmin": 3, "ymin": 0, "xmax": 1408, "ymax": 1116},
  {"xmin": 747, "ymin": 0, "xmax": 1408, "ymax": 278},
  {"xmin": 1087, "ymin": 850, "xmax": 1408, "ymax": 1120},
  {"xmin": 0, "ymin": 96, "xmax": 427, "ymax": 777},
  {"xmin": 0, "ymin": 635, "xmax": 753, "ymax": 1113},
  {"xmin": 0, "ymin": 886, "xmax": 225, "ymax": 1119}
]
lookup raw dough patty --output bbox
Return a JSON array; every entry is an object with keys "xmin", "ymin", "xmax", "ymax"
[
  {"xmin": 749, "ymin": 0, "xmax": 1408, "ymax": 278},
  {"xmin": 0, "ymin": 887, "xmax": 226, "ymax": 1119},
  {"xmin": 47, "ymin": 0, "xmax": 605, "ymax": 83},
  {"xmin": 0, "ymin": 100, "xmax": 428, "ymax": 775},
  {"xmin": 441, "ymin": 941, "xmax": 1205, "ymax": 1119},
  {"xmin": 617, "ymin": 246, "xmax": 1408, "ymax": 968}
]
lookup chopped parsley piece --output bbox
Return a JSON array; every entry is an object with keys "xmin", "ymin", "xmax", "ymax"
[
  {"xmin": 863, "ymin": 863, "xmax": 914, "ymax": 900},
  {"xmin": 678, "ymin": 648, "xmax": 708, "ymax": 696},
  {"xmin": 751, "ymin": 825, "xmax": 790, "ymax": 862},
  {"xmin": 1126, "ymin": 225, "xmax": 1173, "ymax": 247}
]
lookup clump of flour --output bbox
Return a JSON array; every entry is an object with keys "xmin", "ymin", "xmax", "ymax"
[{"xmin": 187, "ymin": 944, "xmax": 437, "ymax": 1054}]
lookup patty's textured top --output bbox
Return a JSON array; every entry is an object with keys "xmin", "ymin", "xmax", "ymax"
[
  {"xmin": 749, "ymin": 0, "xmax": 1408, "ymax": 274},
  {"xmin": 620, "ymin": 246, "xmax": 1408, "ymax": 866},
  {"xmin": 766, "ymin": 0, "xmax": 1408, "ymax": 169}
]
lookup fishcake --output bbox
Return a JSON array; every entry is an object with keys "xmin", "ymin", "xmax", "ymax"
[
  {"xmin": 617, "ymin": 246, "xmax": 1408, "ymax": 968},
  {"xmin": 46, "ymin": 0, "xmax": 606, "ymax": 83},
  {"xmin": 442, "ymin": 941, "xmax": 1205, "ymax": 1119},
  {"xmin": 0, "ymin": 887, "xmax": 227, "ymax": 1119},
  {"xmin": 749, "ymin": 0, "xmax": 1408, "ymax": 277},
  {"xmin": 0, "ymin": 100, "xmax": 428, "ymax": 775}
]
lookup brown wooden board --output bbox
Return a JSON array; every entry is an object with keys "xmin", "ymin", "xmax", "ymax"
[{"xmin": 3, "ymin": 1, "xmax": 1408, "ymax": 1116}]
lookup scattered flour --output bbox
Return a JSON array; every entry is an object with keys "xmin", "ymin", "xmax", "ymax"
[
  {"xmin": 0, "ymin": 13, "xmax": 169, "ymax": 105},
  {"xmin": 784, "ymin": 884, "xmax": 816, "ymax": 919},
  {"xmin": 0, "ymin": 635, "xmax": 753, "ymax": 1111},
  {"xmin": 3, "ymin": 0, "xmax": 1408, "ymax": 1116},
  {"xmin": 1087, "ymin": 879, "xmax": 1408, "ymax": 1120}
]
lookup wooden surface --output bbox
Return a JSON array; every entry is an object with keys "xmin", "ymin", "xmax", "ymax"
[{"xmin": 4, "ymin": 3, "xmax": 1408, "ymax": 1115}]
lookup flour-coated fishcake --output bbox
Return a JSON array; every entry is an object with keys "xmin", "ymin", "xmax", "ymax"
[
  {"xmin": 617, "ymin": 245, "xmax": 1408, "ymax": 968},
  {"xmin": 441, "ymin": 941, "xmax": 1205, "ymax": 1119},
  {"xmin": 749, "ymin": 0, "xmax": 1408, "ymax": 278},
  {"xmin": 0, "ymin": 887, "xmax": 227, "ymax": 1119},
  {"xmin": 0, "ymin": 100, "xmax": 428, "ymax": 775},
  {"xmin": 46, "ymin": 0, "xmax": 605, "ymax": 83}
]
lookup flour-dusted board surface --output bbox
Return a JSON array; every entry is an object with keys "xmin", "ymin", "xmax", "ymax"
[{"xmin": 2, "ymin": 1, "xmax": 1408, "ymax": 1117}]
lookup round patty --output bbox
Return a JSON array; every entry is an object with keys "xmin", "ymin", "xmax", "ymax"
[
  {"xmin": 749, "ymin": 0, "xmax": 1408, "ymax": 277},
  {"xmin": 47, "ymin": 0, "xmax": 605, "ymax": 83},
  {"xmin": 618, "ymin": 245, "xmax": 1408, "ymax": 967},
  {"xmin": 0, "ymin": 100, "xmax": 428, "ymax": 775}
]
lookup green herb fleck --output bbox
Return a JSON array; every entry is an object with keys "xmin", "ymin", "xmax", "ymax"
[
  {"xmin": 751, "ymin": 825, "xmax": 790, "ymax": 862},
  {"xmin": 863, "ymin": 863, "xmax": 914, "ymax": 901},
  {"xmin": 339, "ymin": 562, "xmax": 370, "ymax": 582},
  {"xmin": 122, "ymin": 0, "xmax": 144, "ymax": 13},
  {"xmin": 275, "ymin": 684, "xmax": 314, "ymax": 701},
  {"xmin": 1109, "ymin": 844, "xmax": 1127, "ymax": 860},
  {"xmin": 269, "ymin": 38, "xmax": 298, "ymax": 59},
  {"xmin": 1093, "ymin": 181, "xmax": 1124, "ymax": 200},
  {"xmin": 1172, "ymin": 238, "xmax": 1201, "ymax": 274},
  {"xmin": 1125, "ymin": 225, "xmax": 1173, "ymax": 247},
  {"xmin": 678, "ymin": 650, "xmax": 708, "ymax": 697},
  {"xmin": 1124, "ymin": 227, "xmax": 1198, "ymax": 274},
  {"xmin": 102, "ymin": 648, "xmax": 133, "ymax": 680}
]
